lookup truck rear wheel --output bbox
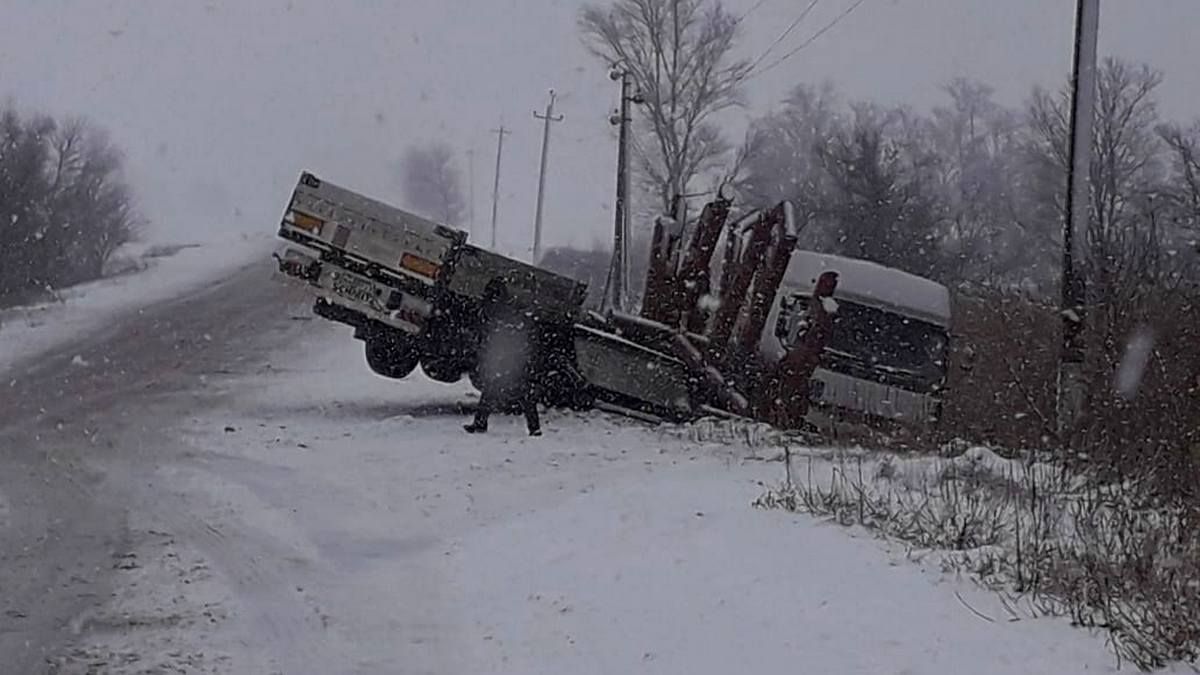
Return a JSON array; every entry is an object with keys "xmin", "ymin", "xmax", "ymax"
[
  {"xmin": 364, "ymin": 333, "xmax": 419, "ymax": 379},
  {"xmin": 420, "ymin": 357, "xmax": 466, "ymax": 383}
]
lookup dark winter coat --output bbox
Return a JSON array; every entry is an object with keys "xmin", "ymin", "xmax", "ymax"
[{"xmin": 475, "ymin": 288, "xmax": 545, "ymax": 403}]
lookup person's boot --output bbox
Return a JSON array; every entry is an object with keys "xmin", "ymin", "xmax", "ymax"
[
  {"xmin": 465, "ymin": 405, "xmax": 490, "ymax": 434},
  {"xmin": 523, "ymin": 400, "xmax": 541, "ymax": 437}
]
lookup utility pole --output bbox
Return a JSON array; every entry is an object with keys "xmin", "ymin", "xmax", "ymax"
[
  {"xmin": 489, "ymin": 124, "xmax": 511, "ymax": 250},
  {"xmin": 532, "ymin": 89, "xmax": 564, "ymax": 263},
  {"xmin": 604, "ymin": 69, "xmax": 639, "ymax": 312},
  {"xmin": 466, "ymin": 148, "xmax": 476, "ymax": 237},
  {"xmin": 1058, "ymin": 0, "xmax": 1100, "ymax": 443}
]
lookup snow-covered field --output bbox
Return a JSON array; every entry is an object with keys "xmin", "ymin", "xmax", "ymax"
[
  {"xmin": 0, "ymin": 233, "xmax": 273, "ymax": 368},
  {"xmin": 60, "ymin": 323, "xmax": 1171, "ymax": 674}
]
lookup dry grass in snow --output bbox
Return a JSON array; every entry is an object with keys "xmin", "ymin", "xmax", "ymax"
[{"xmin": 755, "ymin": 445, "xmax": 1200, "ymax": 671}]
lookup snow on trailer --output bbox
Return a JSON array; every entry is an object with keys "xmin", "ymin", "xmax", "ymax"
[{"xmin": 782, "ymin": 250, "xmax": 952, "ymax": 328}]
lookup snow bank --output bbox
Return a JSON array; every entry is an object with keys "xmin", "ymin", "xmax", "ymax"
[
  {"xmin": 766, "ymin": 444, "xmax": 1200, "ymax": 670},
  {"xmin": 874, "ymin": 444, "xmax": 1065, "ymax": 493},
  {"xmin": 449, "ymin": 466, "xmax": 1148, "ymax": 674},
  {"xmin": 0, "ymin": 233, "xmax": 273, "ymax": 368}
]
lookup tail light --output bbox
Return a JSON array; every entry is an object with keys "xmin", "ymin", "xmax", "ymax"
[
  {"xmin": 400, "ymin": 253, "xmax": 441, "ymax": 280},
  {"xmin": 287, "ymin": 210, "xmax": 325, "ymax": 235}
]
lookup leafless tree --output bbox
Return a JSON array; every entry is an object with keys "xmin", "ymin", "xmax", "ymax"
[
  {"xmin": 400, "ymin": 142, "xmax": 465, "ymax": 226},
  {"xmin": 1024, "ymin": 59, "xmax": 1182, "ymax": 359},
  {"xmin": 0, "ymin": 106, "xmax": 139, "ymax": 302},
  {"xmin": 736, "ymin": 81, "xmax": 842, "ymax": 215},
  {"xmin": 813, "ymin": 103, "xmax": 945, "ymax": 279},
  {"xmin": 75, "ymin": 130, "xmax": 140, "ymax": 282},
  {"xmin": 1158, "ymin": 120, "xmax": 1200, "ymax": 249},
  {"xmin": 928, "ymin": 79, "xmax": 1029, "ymax": 287},
  {"xmin": 0, "ymin": 107, "xmax": 54, "ymax": 297},
  {"xmin": 580, "ymin": 0, "xmax": 752, "ymax": 214}
]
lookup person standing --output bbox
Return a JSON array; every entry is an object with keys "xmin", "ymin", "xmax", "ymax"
[{"xmin": 464, "ymin": 279, "xmax": 543, "ymax": 436}]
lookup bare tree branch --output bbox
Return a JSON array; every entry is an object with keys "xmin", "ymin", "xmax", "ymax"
[{"xmin": 580, "ymin": 0, "xmax": 750, "ymax": 215}]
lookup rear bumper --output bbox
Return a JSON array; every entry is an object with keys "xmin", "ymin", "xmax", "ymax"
[
  {"xmin": 313, "ymin": 298, "xmax": 425, "ymax": 345},
  {"xmin": 313, "ymin": 297, "xmax": 365, "ymax": 328},
  {"xmin": 274, "ymin": 246, "xmax": 322, "ymax": 282},
  {"xmin": 809, "ymin": 367, "xmax": 942, "ymax": 426},
  {"xmin": 273, "ymin": 245, "xmax": 427, "ymax": 337}
]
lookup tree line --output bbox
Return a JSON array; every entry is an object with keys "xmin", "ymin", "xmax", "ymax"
[
  {"xmin": 578, "ymin": 0, "xmax": 1199, "ymax": 294},
  {"xmin": 736, "ymin": 64, "xmax": 1200, "ymax": 296},
  {"xmin": 0, "ymin": 102, "xmax": 140, "ymax": 304},
  {"xmin": 573, "ymin": 0, "xmax": 1200, "ymax": 493}
]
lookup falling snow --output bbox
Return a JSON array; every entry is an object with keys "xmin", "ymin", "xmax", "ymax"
[
  {"xmin": 1115, "ymin": 325, "xmax": 1155, "ymax": 400},
  {"xmin": 696, "ymin": 294, "xmax": 721, "ymax": 313}
]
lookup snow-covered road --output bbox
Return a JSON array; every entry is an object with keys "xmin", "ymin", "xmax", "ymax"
[
  {"xmin": 77, "ymin": 326, "xmax": 1148, "ymax": 674},
  {"xmin": 1, "ymin": 260, "xmax": 1165, "ymax": 674}
]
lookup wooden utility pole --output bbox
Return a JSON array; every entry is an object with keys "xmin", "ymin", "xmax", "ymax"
[
  {"xmin": 1058, "ymin": 0, "xmax": 1100, "ymax": 441},
  {"xmin": 532, "ymin": 90, "xmax": 564, "ymax": 263},
  {"xmin": 604, "ymin": 70, "xmax": 636, "ymax": 312},
  {"xmin": 489, "ymin": 124, "xmax": 511, "ymax": 250}
]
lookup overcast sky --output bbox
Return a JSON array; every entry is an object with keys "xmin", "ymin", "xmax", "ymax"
[{"xmin": 2, "ymin": 0, "xmax": 1197, "ymax": 258}]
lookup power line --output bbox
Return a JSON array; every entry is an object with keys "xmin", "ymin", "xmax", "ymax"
[
  {"xmin": 746, "ymin": 0, "xmax": 867, "ymax": 83},
  {"xmin": 745, "ymin": 0, "xmax": 821, "ymax": 74},
  {"xmin": 735, "ymin": 0, "xmax": 772, "ymax": 25}
]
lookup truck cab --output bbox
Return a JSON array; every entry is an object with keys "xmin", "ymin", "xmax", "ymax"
[{"xmin": 761, "ymin": 250, "xmax": 951, "ymax": 427}]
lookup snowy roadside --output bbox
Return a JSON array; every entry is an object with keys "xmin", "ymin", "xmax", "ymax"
[
  {"xmin": 0, "ymin": 233, "xmax": 274, "ymax": 369},
  {"xmin": 54, "ymin": 326, "xmax": 1170, "ymax": 674},
  {"xmin": 758, "ymin": 445, "xmax": 1200, "ymax": 671}
]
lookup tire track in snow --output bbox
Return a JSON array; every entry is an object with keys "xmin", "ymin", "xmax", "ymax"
[{"xmin": 138, "ymin": 456, "xmax": 355, "ymax": 674}]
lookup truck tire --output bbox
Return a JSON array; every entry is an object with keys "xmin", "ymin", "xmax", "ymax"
[
  {"xmin": 364, "ymin": 333, "xmax": 419, "ymax": 379},
  {"xmin": 420, "ymin": 357, "xmax": 466, "ymax": 383}
]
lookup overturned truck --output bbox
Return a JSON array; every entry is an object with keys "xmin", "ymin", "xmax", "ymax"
[
  {"xmin": 273, "ymin": 172, "xmax": 950, "ymax": 432},
  {"xmin": 584, "ymin": 193, "xmax": 952, "ymax": 431}
]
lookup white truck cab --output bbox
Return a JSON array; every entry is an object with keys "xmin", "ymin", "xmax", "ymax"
[{"xmin": 761, "ymin": 250, "xmax": 952, "ymax": 427}]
